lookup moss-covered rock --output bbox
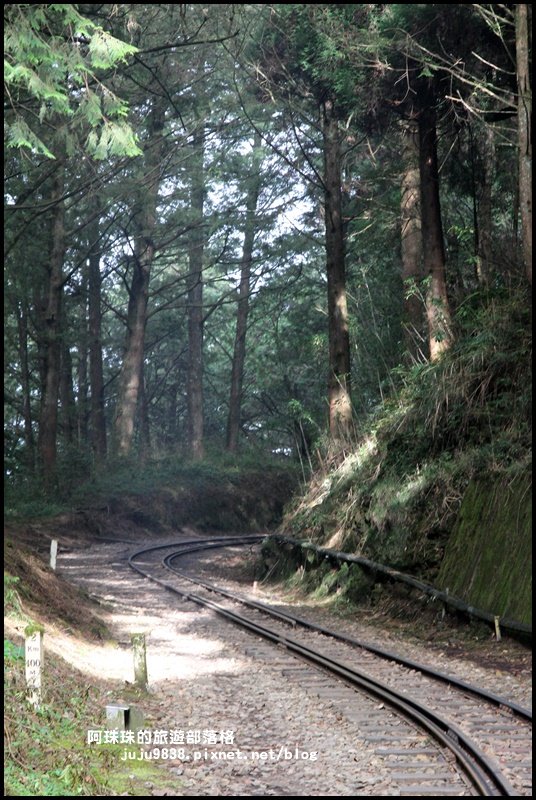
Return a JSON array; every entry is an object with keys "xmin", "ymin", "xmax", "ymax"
[{"xmin": 436, "ymin": 473, "xmax": 532, "ymax": 624}]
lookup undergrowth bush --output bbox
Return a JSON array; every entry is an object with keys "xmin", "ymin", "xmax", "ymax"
[{"xmin": 5, "ymin": 449, "xmax": 299, "ymax": 531}]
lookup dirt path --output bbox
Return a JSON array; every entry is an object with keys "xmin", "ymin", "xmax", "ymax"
[
  {"xmin": 55, "ymin": 534, "xmax": 404, "ymax": 796},
  {"xmin": 9, "ymin": 520, "xmax": 529, "ymax": 797}
]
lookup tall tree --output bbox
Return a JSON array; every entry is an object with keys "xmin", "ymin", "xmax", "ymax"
[
  {"xmin": 472, "ymin": 123, "xmax": 495, "ymax": 287},
  {"xmin": 400, "ymin": 119, "xmax": 425, "ymax": 358},
  {"xmin": 15, "ymin": 299, "xmax": 35, "ymax": 467},
  {"xmin": 516, "ymin": 4, "xmax": 532, "ymax": 286},
  {"xmin": 59, "ymin": 321, "xmax": 76, "ymax": 445},
  {"xmin": 226, "ymin": 131, "xmax": 263, "ymax": 453},
  {"xmin": 378, "ymin": 5, "xmax": 468, "ymax": 359},
  {"xmin": 322, "ymin": 96, "xmax": 353, "ymax": 439},
  {"xmin": 252, "ymin": 4, "xmax": 361, "ymax": 442},
  {"xmin": 417, "ymin": 84, "xmax": 453, "ymax": 359},
  {"xmin": 87, "ymin": 208, "xmax": 107, "ymax": 461},
  {"xmin": 186, "ymin": 119, "xmax": 206, "ymax": 461},
  {"xmin": 113, "ymin": 98, "xmax": 167, "ymax": 456},
  {"xmin": 37, "ymin": 159, "xmax": 66, "ymax": 487}
]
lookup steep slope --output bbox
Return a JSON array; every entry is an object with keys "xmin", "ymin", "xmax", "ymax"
[{"xmin": 282, "ymin": 290, "xmax": 532, "ymax": 623}]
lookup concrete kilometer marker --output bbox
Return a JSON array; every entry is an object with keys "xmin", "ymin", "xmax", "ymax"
[{"xmin": 25, "ymin": 627, "xmax": 44, "ymax": 708}]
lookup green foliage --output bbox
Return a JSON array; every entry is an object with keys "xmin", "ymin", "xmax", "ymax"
[
  {"xmin": 261, "ymin": 4, "xmax": 375, "ymax": 113},
  {"xmin": 4, "ymin": 656, "xmax": 165, "ymax": 796},
  {"xmin": 86, "ymin": 121, "xmax": 142, "ymax": 160},
  {"xmin": 4, "ymin": 4, "xmax": 141, "ymax": 159},
  {"xmin": 284, "ymin": 288, "xmax": 532, "ymax": 572},
  {"xmin": 5, "ymin": 644, "xmax": 103, "ymax": 795},
  {"xmin": 5, "ymin": 116, "xmax": 56, "ymax": 159},
  {"xmin": 260, "ymin": 541, "xmax": 373, "ymax": 611},
  {"xmin": 24, "ymin": 621, "xmax": 45, "ymax": 637},
  {"xmin": 65, "ymin": 453, "xmax": 299, "ymax": 533},
  {"xmin": 4, "ymin": 574, "xmax": 23, "ymax": 616},
  {"xmin": 4, "ymin": 639, "xmax": 25, "ymax": 663},
  {"xmin": 87, "ymin": 27, "xmax": 137, "ymax": 70},
  {"xmin": 4, "ymin": 480, "xmax": 66, "ymax": 521}
]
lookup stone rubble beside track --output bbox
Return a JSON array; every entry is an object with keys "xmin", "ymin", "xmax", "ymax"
[{"xmin": 58, "ymin": 535, "xmax": 531, "ymax": 797}]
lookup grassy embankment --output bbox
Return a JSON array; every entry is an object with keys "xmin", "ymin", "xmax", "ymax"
[{"xmin": 277, "ymin": 289, "xmax": 532, "ymax": 622}]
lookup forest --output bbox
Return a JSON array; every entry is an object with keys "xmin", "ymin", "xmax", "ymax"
[
  {"xmin": 4, "ymin": 9, "xmax": 533, "ymax": 796},
  {"xmin": 4, "ymin": 4, "xmax": 532, "ymax": 539}
]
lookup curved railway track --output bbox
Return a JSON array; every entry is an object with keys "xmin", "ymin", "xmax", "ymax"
[{"xmin": 128, "ymin": 535, "xmax": 532, "ymax": 797}]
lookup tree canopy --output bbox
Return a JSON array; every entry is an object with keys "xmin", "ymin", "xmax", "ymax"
[{"xmin": 4, "ymin": 3, "xmax": 532, "ymax": 497}]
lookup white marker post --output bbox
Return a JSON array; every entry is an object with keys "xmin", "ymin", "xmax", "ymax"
[
  {"xmin": 50, "ymin": 539, "xmax": 58, "ymax": 571},
  {"xmin": 25, "ymin": 626, "xmax": 44, "ymax": 708}
]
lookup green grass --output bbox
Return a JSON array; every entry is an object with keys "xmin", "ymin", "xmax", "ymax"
[
  {"xmin": 4, "ymin": 556, "xmax": 182, "ymax": 796},
  {"xmin": 4, "ymin": 574, "xmax": 23, "ymax": 617},
  {"xmin": 283, "ymin": 287, "xmax": 532, "ymax": 573}
]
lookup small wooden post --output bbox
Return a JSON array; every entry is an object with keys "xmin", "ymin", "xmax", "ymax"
[
  {"xmin": 131, "ymin": 633, "xmax": 148, "ymax": 690},
  {"xmin": 50, "ymin": 539, "xmax": 58, "ymax": 571},
  {"xmin": 494, "ymin": 616, "xmax": 502, "ymax": 642},
  {"xmin": 129, "ymin": 705, "xmax": 145, "ymax": 732},
  {"xmin": 25, "ymin": 625, "xmax": 44, "ymax": 708}
]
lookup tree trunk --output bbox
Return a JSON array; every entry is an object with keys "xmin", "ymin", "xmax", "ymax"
[
  {"xmin": 418, "ymin": 98, "xmax": 454, "ymax": 360},
  {"xmin": 114, "ymin": 250, "xmax": 153, "ymax": 456},
  {"xmin": 87, "ymin": 214, "xmax": 107, "ymax": 460},
  {"xmin": 165, "ymin": 383, "xmax": 179, "ymax": 450},
  {"xmin": 138, "ymin": 360, "xmax": 151, "ymax": 463},
  {"xmin": 77, "ymin": 273, "xmax": 89, "ymax": 446},
  {"xmin": 16, "ymin": 300, "xmax": 35, "ymax": 467},
  {"xmin": 38, "ymin": 162, "xmax": 66, "ymax": 488},
  {"xmin": 187, "ymin": 123, "xmax": 205, "ymax": 461},
  {"xmin": 400, "ymin": 118, "xmax": 425, "ymax": 359},
  {"xmin": 516, "ymin": 4, "xmax": 532, "ymax": 286},
  {"xmin": 114, "ymin": 101, "xmax": 165, "ymax": 457},
  {"xmin": 322, "ymin": 98, "xmax": 352, "ymax": 442},
  {"xmin": 60, "ymin": 331, "xmax": 76, "ymax": 444},
  {"xmin": 474, "ymin": 124, "xmax": 495, "ymax": 288},
  {"xmin": 226, "ymin": 132, "xmax": 262, "ymax": 453}
]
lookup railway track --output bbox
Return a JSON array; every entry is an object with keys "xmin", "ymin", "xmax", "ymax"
[{"xmin": 128, "ymin": 534, "xmax": 532, "ymax": 797}]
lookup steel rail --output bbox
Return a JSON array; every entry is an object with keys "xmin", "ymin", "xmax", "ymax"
[
  {"xmin": 128, "ymin": 536, "xmax": 521, "ymax": 797},
  {"xmin": 272, "ymin": 534, "xmax": 532, "ymax": 640},
  {"xmin": 162, "ymin": 543, "xmax": 532, "ymax": 722}
]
